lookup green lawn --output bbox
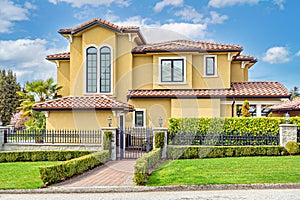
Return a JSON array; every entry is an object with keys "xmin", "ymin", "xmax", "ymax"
[
  {"xmin": 147, "ymin": 156, "xmax": 300, "ymax": 186},
  {"xmin": 0, "ymin": 162, "xmax": 59, "ymax": 189}
]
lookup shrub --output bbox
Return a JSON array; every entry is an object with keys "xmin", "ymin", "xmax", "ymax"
[
  {"xmin": 285, "ymin": 141, "xmax": 299, "ymax": 155},
  {"xmin": 39, "ymin": 150, "xmax": 110, "ymax": 186},
  {"xmin": 154, "ymin": 132, "xmax": 165, "ymax": 149},
  {"xmin": 0, "ymin": 150, "xmax": 91, "ymax": 162},
  {"xmin": 103, "ymin": 131, "xmax": 113, "ymax": 151},
  {"xmin": 167, "ymin": 146, "xmax": 286, "ymax": 159},
  {"xmin": 134, "ymin": 148, "xmax": 161, "ymax": 185}
]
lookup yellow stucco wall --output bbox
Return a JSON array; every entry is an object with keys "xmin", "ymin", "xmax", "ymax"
[
  {"xmin": 57, "ymin": 61, "xmax": 70, "ymax": 96},
  {"xmin": 46, "ymin": 110, "xmax": 117, "ymax": 129},
  {"xmin": 231, "ymin": 62, "xmax": 248, "ymax": 82},
  {"xmin": 220, "ymin": 104, "xmax": 232, "ymax": 117},
  {"xmin": 132, "ymin": 55, "xmax": 153, "ymax": 89}
]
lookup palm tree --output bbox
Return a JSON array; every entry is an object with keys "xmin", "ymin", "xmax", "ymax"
[
  {"xmin": 17, "ymin": 78, "xmax": 62, "ymax": 129},
  {"xmin": 290, "ymin": 86, "xmax": 300, "ymax": 98}
]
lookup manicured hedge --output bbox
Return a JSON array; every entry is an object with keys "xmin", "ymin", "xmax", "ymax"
[
  {"xmin": 134, "ymin": 148, "xmax": 161, "ymax": 186},
  {"xmin": 154, "ymin": 132, "xmax": 165, "ymax": 149},
  {"xmin": 0, "ymin": 150, "xmax": 91, "ymax": 162},
  {"xmin": 167, "ymin": 146, "xmax": 287, "ymax": 160},
  {"xmin": 39, "ymin": 150, "xmax": 110, "ymax": 186}
]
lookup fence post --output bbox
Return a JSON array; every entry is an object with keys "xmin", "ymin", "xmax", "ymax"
[
  {"xmin": 101, "ymin": 127, "xmax": 117, "ymax": 161},
  {"xmin": 279, "ymin": 124, "xmax": 297, "ymax": 146},
  {"xmin": 153, "ymin": 127, "xmax": 168, "ymax": 159},
  {"xmin": 0, "ymin": 126, "xmax": 8, "ymax": 151}
]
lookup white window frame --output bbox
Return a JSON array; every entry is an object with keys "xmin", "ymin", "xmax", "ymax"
[
  {"xmin": 203, "ymin": 55, "xmax": 218, "ymax": 77},
  {"xmin": 158, "ymin": 56, "xmax": 187, "ymax": 84},
  {"xmin": 133, "ymin": 108, "xmax": 146, "ymax": 128},
  {"xmin": 84, "ymin": 44, "xmax": 114, "ymax": 95}
]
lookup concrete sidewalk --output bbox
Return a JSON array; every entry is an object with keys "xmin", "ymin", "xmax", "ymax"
[{"xmin": 55, "ymin": 160, "xmax": 136, "ymax": 187}]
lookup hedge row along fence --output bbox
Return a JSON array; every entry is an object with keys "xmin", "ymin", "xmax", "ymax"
[
  {"xmin": 167, "ymin": 146, "xmax": 287, "ymax": 160},
  {"xmin": 0, "ymin": 150, "xmax": 91, "ymax": 162},
  {"xmin": 39, "ymin": 150, "xmax": 110, "ymax": 186},
  {"xmin": 134, "ymin": 148, "xmax": 161, "ymax": 186},
  {"xmin": 169, "ymin": 117, "xmax": 300, "ymax": 143}
]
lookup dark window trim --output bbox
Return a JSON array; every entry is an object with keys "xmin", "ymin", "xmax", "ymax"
[
  {"xmin": 100, "ymin": 46, "xmax": 111, "ymax": 93},
  {"xmin": 86, "ymin": 47, "xmax": 97, "ymax": 93}
]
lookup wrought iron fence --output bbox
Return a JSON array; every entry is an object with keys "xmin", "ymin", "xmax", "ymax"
[
  {"xmin": 4, "ymin": 129, "xmax": 102, "ymax": 144},
  {"xmin": 298, "ymin": 129, "xmax": 300, "ymax": 143},
  {"xmin": 170, "ymin": 131, "xmax": 279, "ymax": 146}
]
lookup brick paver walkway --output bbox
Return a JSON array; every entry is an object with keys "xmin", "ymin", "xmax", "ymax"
[{"xmin": 56, "ymin": 160, "xmax": 136, "ymax": 187}]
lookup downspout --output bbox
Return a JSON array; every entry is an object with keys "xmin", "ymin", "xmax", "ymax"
[{"xmin": 231, "ymin": 98, "xmax": 235, "ymax": 117}]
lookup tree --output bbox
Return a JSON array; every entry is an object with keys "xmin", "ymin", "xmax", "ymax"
[
  {"xmin": 241, "ymin": 100, "xmax": 251, "ymax": 117},
  {"xmin": 0, "ymin": 69, "xmax": 21, "ymax": 125},
  {"xmin": 290, "ymin": 86, "xmax": 300, "ymax": 98},
  {"xmin": 17, "ymin": 78, "xmax": 62, "ymax": 130}
]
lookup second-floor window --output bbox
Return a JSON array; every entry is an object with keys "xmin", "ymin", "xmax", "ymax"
[
  {"xmin": 160, "ymin": 58, "xmax": 184, "ymax": 83},
  {"xmin": 204, "ymin": 55, "xmax": 217, "ymax": 76},
  {"xmin": 86, "ymin": 46, "xmax": 112, "ymax": 94}
]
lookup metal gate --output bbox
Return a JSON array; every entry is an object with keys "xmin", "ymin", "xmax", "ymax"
[{"xmin": 117, "ymin": 127, "xmax": 153, "ymax": 159}]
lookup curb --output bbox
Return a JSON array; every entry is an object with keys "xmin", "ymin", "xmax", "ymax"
[{"xmin": 1, "ymin": 183, "xmax": 300, "ymax": 194}]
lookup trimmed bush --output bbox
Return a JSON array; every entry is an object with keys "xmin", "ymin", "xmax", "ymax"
[
  {"xmin": 0, "ymin": 150, "xmax": 91, "ymax": 163},
  {"xmin": 39, "ymin": 150, "xmax": 110, "ymax": 186},
  {"xmin": 103, "ymin": 131, "xmax": 113, "ymax": 151},
  {"xmin": 285, "ymin": 141, "xmax": 300, "ymax": 155},
  {"xmin": 167, "ymin": 146, "xmax": 287, "ymax": 159},
  {"xmin": 134, "ymin": 148, "xmax": 161, "ymax": 186},
  {"xmin": 154, "ymin": 132, "xmax": 165, "ymax": 149}
]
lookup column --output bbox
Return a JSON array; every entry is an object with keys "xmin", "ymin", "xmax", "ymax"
[
  {"xmin": 0, "ymin": 126, "xmax": 8, "ymax": 151},
  {"xmin": 101, "ymin": 127, "xmax": 117, "ymax": 161},
  {"xmin": 153, "ymin": 128, "xmax": 168, "ymax": 158},
  {"xmin": 279, "ymin": 124, "xmax": 297, "ymax": 146}
]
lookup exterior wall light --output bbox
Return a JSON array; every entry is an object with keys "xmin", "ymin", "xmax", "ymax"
[
  {"xmin": 285, "ymin": 112, "xmax": 290, "ymax": 124},
  {"xmin": 108, "ymin": 116, "xmax": 112, "ymax": 127},
  {"xmin": 159, "ymin": 117, "xmax": 163, "ymax": 127}
]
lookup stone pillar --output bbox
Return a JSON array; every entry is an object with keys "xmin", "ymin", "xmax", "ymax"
[
  {"xmin": 279, "ymin": 124, "xmax": 297, "ymax": 146},
  {"xmin": 0, "ymin": 126, "xmax": 8, "ymax": 151},
  {"xmin": 153, "ymin": 128, "xmax": 168, "ymax": 159},
  {"xmin": 101, "ymin": 127, "xmax": 117, "ymax": 161}
]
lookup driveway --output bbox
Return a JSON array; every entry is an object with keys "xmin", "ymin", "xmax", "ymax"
[{"xmin": 55, "ymin": 160, "xmax": 136, "ymax": 187}]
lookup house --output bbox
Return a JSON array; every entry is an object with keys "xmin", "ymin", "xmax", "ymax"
[
  {"xmin": 33, "ymin": 18, "xmax": 291, "ymax": 130},
  {"xmin": 270, "ymin": 97, "xmax": 300, "ymax": 117}
]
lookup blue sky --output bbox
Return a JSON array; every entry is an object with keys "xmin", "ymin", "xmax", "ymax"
[{"xmin": 0, "ymin": 0, "xmax": 299, "ymax": 91}]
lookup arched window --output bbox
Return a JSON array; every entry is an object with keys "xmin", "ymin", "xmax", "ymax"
[
  {"xmin": 100, "ymin": 47, "xmax": 111, "ymax": 93},
  {"xmin": 86, "ymin": 47, "xmax": 97, "ymax": 93}
]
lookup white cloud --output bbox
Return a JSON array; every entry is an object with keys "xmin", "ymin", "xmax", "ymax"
[
  {"xmin": 205, "ymin": 11, "xmax": 228, "ymax": 24},
  {"xmin": 296, "ymin": 51, "xmax": 300, "ymax": 57},
  {"xmin": 0, "ymin": 39, "xmax": 68, "ymax": 84},
  {"xmin": 262, "ymin": 46, "xmax": 291, "ymax": 64},
  {"xmin": 273, "ymin": 0, "xmax": 285, "ymax": 10},
  {"xmin": 174, "ymin": 6, "xmax": 204, "ymax": 23},
  {"xmin": 0, "ymin": 0, "xmax": 32, "ymax": 33},
  {"xmin": 208, "ymin": 0, "xmax": 260, "ymax": 8},
  {"xmin": 154, "ymin": 0, "xmax": 184, "ymax": 13},
  {"xmin": 160, "ymin": 23, "xmax": 207, "ymax": 39},
  {"xmin": 48, "ymin": 0, "xmax": 130, "ymax": 8}
]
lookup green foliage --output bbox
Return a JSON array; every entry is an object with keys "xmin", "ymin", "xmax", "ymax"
[
  {"xmin": 17, "ymin": 78, "xmax": 62, "ymax": 130},
  {"xmin": 154, "ymin": 132, "xmax": 165, "ymax": 148},
  {"xmin": 0, "ymin": 69, "xmax": 21, "ymax": 125},
  {"xmin": 103, "ymin": 131, "xmax": 113, "ymax": 152},
  {"xmin": 242, "ymin": 100, "xmax": 251, "ymax": 117},
  {"xmin": 134, "ymin": 148, "xmax": 161, "ymax": 185},
  {"xmin": 0, "ymin": 150, "xmax": 91, "ymax": 162},
  {"xmin": 167, "ymin": 146, "xmax": 286, "ymax": 159},
  {"xmin": 285, "ymin": 141, "xmax": 300, "ymax": 155},
  {"xmin": 169, "ymin": 117, "xmax": 284, "ymax": 141},
  {"xmin": 39, "ymin": 150, "xmax": 109, "ymax": 186}
]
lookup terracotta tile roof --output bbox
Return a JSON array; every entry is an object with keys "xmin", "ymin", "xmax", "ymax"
[
  {"xmin": 270, "ymin": 97, "xmax": 300, "ymax": 111},
  {"xmin": 58, "ymin": 18, "xmax": 140, "ymax": 35},
  {"xmin": 132, "ymin": 40, "xmax": 243, "ymax": 53},
  {"xmin": 127, "ymin": 82, "xmax": 290, "ymax": 99},
  {"xmin": 46, "ymin": 52, "xmax": 70, "ymax": 60},
  {"xmin": 33, "ymin": 95, "xmax": 134, "ymax": 111},
  {"xmin": 234, "ymin": 54, "xmax": 257, "ymax": 63}
]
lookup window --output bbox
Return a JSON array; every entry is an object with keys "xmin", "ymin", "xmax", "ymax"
[
  {"xmin": 204, "ymin": 55, "xmax": 217, "ymax": 76},
  {"xmin": 160, "ymin": 58, "xmax": 184, "ymax": 83},
  {"xmin": 134, "ymin": 109, "xmax": 145, "ymax": 127},
  {"xmin": 100, "ymin": 47, "xmax": 111, "ymax": 93},
  {"xmin": 86, "ymin": 47, "xmax": 97, "ymax": 93},
  {"xmin": 85, "ymin": 46, "xmax": 112, "ymax": 94}
]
